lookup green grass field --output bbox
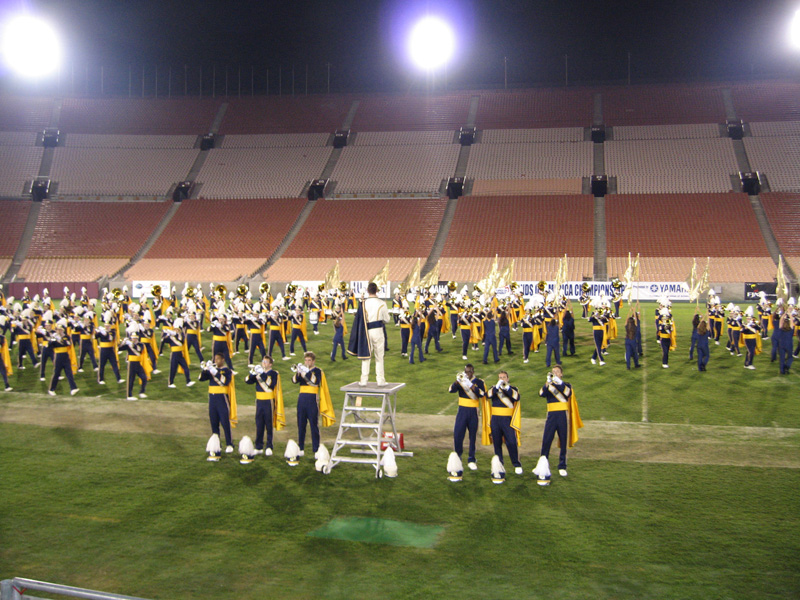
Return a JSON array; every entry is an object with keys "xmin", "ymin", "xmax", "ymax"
[{"xmin": 1, "ymin": 302, "xmax": 799, "ymax": 599}]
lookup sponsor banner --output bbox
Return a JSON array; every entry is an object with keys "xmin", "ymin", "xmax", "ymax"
[
  {"xmin": 744, "ymin": 282, "xmax": 777, "ymax": 301},
  {"xmin": 349, "ymin": 281, "xmax": 390, "ymax": 299},
  {"xmin": 514, "ymin": 281, "xmax": 691, "ymax": 301},
  {"xmin": 132, "ymin": 280, "xmax": 170, "ymax": 300}
]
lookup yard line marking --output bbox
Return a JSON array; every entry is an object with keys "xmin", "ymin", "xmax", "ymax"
[{"xmin": 641, "ymin": 316, "xmax": 649, "ymax": 423}]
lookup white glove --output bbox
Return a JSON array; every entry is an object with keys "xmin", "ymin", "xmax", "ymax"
[
  {"xmin": 552, "ymin": 375, "xmax": 562, "ymax": 386},
  {"xmin": 208, "ymin": 366, "xmax": 218, "ymax": 376},
  {"xmin": 255, "ymin": 365, "xmax": 264, "ymax": 374}
]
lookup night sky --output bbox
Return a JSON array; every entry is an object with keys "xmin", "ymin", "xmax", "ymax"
[{"xmin": 8, "ymin": 0, "xmax": 800, "ymax": 92}]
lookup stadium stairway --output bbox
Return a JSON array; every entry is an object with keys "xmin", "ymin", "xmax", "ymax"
[
  {"xmin": 249, "ymin": 199, "xmax": 318, "ymax": 280},
  {"xmin": 2, "ymin": 202, "xmax": 42, "ymax": 282},
  {"xmin": 593, "ymin": 195, "xmax": 607, "ymax": 281},
  {"xmin": 749, "ymin": 194, "xmax": 797, "ymax": 279},
  {"xmin": 112, "ymin": 202, "xmax": 182, "ymax": 279},
  {"xmin": 421, "ymin": 196, "xmax": 459, "ymax": 278}
]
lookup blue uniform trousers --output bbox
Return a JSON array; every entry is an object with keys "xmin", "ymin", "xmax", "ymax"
[
  {"xmin": 498, "ymin": 326, "xmax": 512, "ymax": 355},
  {"xmin": 290, "ymin": 330, "xmax": 307, "ymax": 355},
  {"xmin": 409, "ymin": 333, "xmax": 425, "ymax": 364},
  {"xmin": 79, "ymin": 340, "xmax": 98, "ymax": 370},
  {"xmin": 187, "ymin": 334, "xmax": 204, "ymax": 362},
  {"xmin": 625, "ymin": 338, "xmax": 639, "ymax": 368},
  {"xmin": 247, "ymin": 334, "xmax": 265, "ymax": 364},
  {"xmin": 17, "ymin": 339, "xmax": 37, "ymax": 368},
  {"xmin": 697, "ymin": 338, "xmax": 709, "ymax": 371},
  {"xmin": 453, "ymin": 405, "xmax": 478, "ymax": 464},
  {"xmin": 545, "ymin": 342, "xmax": 560, "ymax": 367},
  {"xmin": 255, "ymin": 399, "xmax": 274, "ymax": 450},
  {"xmin": 268, "ymin": 331, "xmax": 286, "ymax": 359},
  {"xmin": 400, "ymin": 328, "xmax": 410, "ymax": 354},
  {"xmin": 425, "ymin": 321, "xmax": 441, "ymax": 353},
  {"xmin": 540, "ymin": 412, "xmax": 568, "ymax": 470},
  {"xmin": 523, "ymin": 332, "xmax": 533, "ymax": 360},
  {"xmin": 127, "ymin": 362, "xmax": 147, "ymax": 396},
  {"xmin": 331, "ymin": 331, "xmax": 346, "ymax": 360},
  {"xmin": 778, "ymin": 330, "xmax": 794, "ymax": 373},
  {"xmin": 98, "ymin": 348, "xmax": 121, "ymax": 382},
  {"xmin": 297, "ymin": 392, "xmax": 320, "ymax": 452},
  {"xmin": 208, "ymin": 394, "xmax": 233, "ymax": 447},
  {"xmin": 168, "ymin": 351, "xmax": 191, "ymax": 385},
  {"xmin": 689, "ymin": 330, "xmax": 699, "ymax": 359},
  {"xmin": 461, "ymin": 328, "xmax": 471, "ymax": 356},
  {"xmin": 483, "ymin": 334, "xmax": 499, "ymax": 363},
  {"xmin": 50, "ymin": 353, "xmax": 77, "ymax": 393},
  {"xmin": 491, "ymin": 415, "xmax": 520, "ymax": 467}
]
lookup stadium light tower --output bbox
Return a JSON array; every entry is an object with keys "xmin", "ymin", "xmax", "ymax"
[
  {"xmin": 791, "ymin": 9, "xmax": 800, "ymax": 49},
  {"xmin": 408, "ymin": 16, "xmax": 455, "ymax": 72},
  {"xmin": 1, "ymin": 14, "xmax": 62, "ymax": 79}
]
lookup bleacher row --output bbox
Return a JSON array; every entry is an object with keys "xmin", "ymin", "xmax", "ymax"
[
  {"xmin": 1, "ymin": 80, "xmax": 799, "ymax": 285},
  {"xmin": 1, "ymin": 192, "xmax": 798, "ymax": 284}
]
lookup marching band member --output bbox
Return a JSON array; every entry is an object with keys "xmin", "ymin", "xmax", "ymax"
[
  {"xmin": 348, "ymin": 282, "xmax": 391, "ymax": 386},
  {"xmin": 535, "ymin": 365, "xmax": 582, "ymax": 482},
  {"xmin": 330, "ymin": 308, "xmax": 348, "ymax": 362},
  {"xmin": 119, "ymin": 325, "xmax": 152, "ymax": 400},
  {"xmin": 309, "ymin": 294, "xmax": 324, "ymax": 334},
  {"xmin": 200, "ymin": 353, "xmax": 236, "ymax": 454},
  {"xmin": 624, "ymin": 310, "xmax": 640, "ymax": 369},
  {"xmin": 164, "ymin": 318, "xmax": 195, "ymax": 388},
  {"xmin": 1, "ymin": 328, "xmax": 13, "ymax": 391},
  {"xmin": 95, "ymin": 313, "xmax": 124, "ymax": 385},
  {"xmin": 696, "ymin": 316, "xmax": 710, "ymax": 372},
  {"xmin": 245, "ymin": 356, "xmax": 285, "ymax": 455},
  {"xmin": 408, "ymin": 308, "xmax": 425, "ymax": 364},
  {"xmin": 544, "ymin": 314, "xmax": 560, "ymax": 368},
  {"xmin": 424, "ymin": 302, "xmax": 443, "ymax": 354},
  {"xmin": 770, "ymin": 299, "xmax": 784, "ymax": 363},
  {"xmin": 777, "ymin": 310, "xmax": 795, "ymax": 375},
  {"xmin": 74, "ymin": 312, "xmax": 98, "ymax": 373},
  {"xmin": 448, "ymin": 364, "xmax": 487, "ymax": 471},
  {"xmin": 245, "ymin": 306, "xmax": 266, "ymax": 365},
  {"xmin": 657, "ymin": 308, "xmax": 674, "ymax": 368},
  {"xmin": 398, "ymin": 309, "xmax": 412, "ymax": 357},
  {"xmin": 291, "ymin": 351, "xmax": 334, "ymax": 456},
  {"xmin": 12, "ymin": 308, "xmax": 38, "ymax": 370},
  {"xmin": 579, "ymin": 283, "xmax": 591, "ymax": 319},
  {"xmin": 47, "ymin": 322, "xmax": 79, "ymax": 396},
  {"xmin": 265, "ymin": 308, "xmax": 289, "ymax": 361},
  {"xmin": 208, "ymin": 312, "xmax": 235, "ymax": 369},
  {"xmin": 689, "ymin": 312, "xmax": 701, "ymax": 361},
  {"xmin": 392, "ymin": 289, "xmax": 403, "ymax": 326},
  {"xmin": 482, "ymin": 308, "xmax": 499, "ymax": 364},
  {"xmin": 741, "ymin": 307, "xmax": 761, "ymax": 370},
  {"xmin": 289, "ymin": 306, "xmax": 308, "ymax": 356},
  {"xmin": 232, "ymin": 309, "xmax": 249, "ymax": 355},
  {"xmin": 486, "ymin": 370, "xmax": 522, "ymax": 475},
  {"xmin": 757, "ymin": 292, "xmax": 771, "ymax": 340},
  {"xmin": 561, "ymin": 309, "xmax": 576, "ymax": 357},
  {"xmin": 184, "ymin": 310, "xmax": 205, "ymax": 363},
  {"xmin": 36, "ymin": 312, "xmax": 54, "ymax": 381},
  {"xmin": 727, "ymin": 305, "xmax": 743, "ymax": 357},
  {"xmin": 497, "ymin": 305, "xmax": 513, "ymax": 356},
  {"xmin": 458, "ymin": 307, "xmax": 472, "ymax": 360},
  {"xmin": 520, "ymin": 310, "xmax": 534, "ymax": 364},
  {"xmin": 589, "ymin": 302, "xmax": 607, "ymax": 366}
]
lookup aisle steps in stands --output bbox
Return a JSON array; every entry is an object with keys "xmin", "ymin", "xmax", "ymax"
[
  {"xmin": 3, "ymin": 202, "xmax": 42, "ymax": 282},
  {"xmin": 249, "ymin": 200, "xmax": 317, "ymax": 279},
  {"xmin": 112, "ymin": 202, "xmax": 182, "ymax": 279}
]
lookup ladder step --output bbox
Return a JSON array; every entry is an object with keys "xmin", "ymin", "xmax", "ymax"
[
  {"xmin": 335, "ymin": 439, "xmax": 392, "ymax": 447},
  {"xmin": 341, "ymin": 423, "xmax": 382, "ymax": 429},
  {"xmin": 331, "ymin": 457, "xmax": 381, "ymax": 465},
  {"xmin": 343, "ymin": 406, "xmax": 383, "ymax": 412}
]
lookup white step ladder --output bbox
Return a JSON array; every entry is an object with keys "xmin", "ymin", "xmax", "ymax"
[{"xmin": 325, "ymin": 382, "xmax": 412, "ymax": 477}]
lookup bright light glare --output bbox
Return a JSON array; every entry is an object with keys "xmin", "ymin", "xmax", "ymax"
[
  {"xmin": 792, "ymin": 10, "xmax": 800, "ymax": 49},
  {"xmin": 408, "ymin": 16, "xmax": 455, "ymax": 71},
  {"xmin": 2, "ymin": 15, "xmax": 62, "ymax": 78}
]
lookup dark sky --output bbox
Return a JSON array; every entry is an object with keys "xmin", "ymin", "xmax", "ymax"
[{"xmin": 12, "ymin": 0, "xmax": 800, "ymax": 92}]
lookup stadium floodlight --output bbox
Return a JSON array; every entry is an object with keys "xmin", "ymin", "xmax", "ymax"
[
  {"xmin": 1, "ymin": 14, "xmax": 62, "ymax": 78},
  {"xmin": 408, "ymin": 16, "xmax": 455, "ymax": 71},
  {"xmin": 792, "ymin": 9, "xmax": 800, "ymax": 49}
]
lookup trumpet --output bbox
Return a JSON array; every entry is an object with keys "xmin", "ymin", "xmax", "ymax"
[{"xmin": 496, "ymin": 380, "xmax": 510, "ymax": 391}]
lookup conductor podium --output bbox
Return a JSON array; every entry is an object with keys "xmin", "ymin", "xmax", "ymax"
[{"xmin": 326, "ymin": 382, "xmax": 412, "ymax": 477}]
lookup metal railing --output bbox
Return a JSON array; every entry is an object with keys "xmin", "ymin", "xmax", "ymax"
[{"xmin": 1, "ymin": 578, "xmax": 152, "ymax": 600}]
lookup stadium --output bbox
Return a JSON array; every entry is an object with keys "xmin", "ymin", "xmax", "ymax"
[{"xmin": 1, "ymin": 2, "xmax": 800, "ymax": 599}]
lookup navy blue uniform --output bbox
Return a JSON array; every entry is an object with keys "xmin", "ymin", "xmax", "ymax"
[
  {"xmin": 207, "ymin": 320, "xmax": 234, "ymax": 369},
  {"xmin": 561, "ymin": 313, "xmax": 575, "ymax": 356},
  {"xmin": 200, "ymin": 365, "xmax": 234, "ymax": 448},
  {"xmin": 120, "ymin": 338, "xmax": 148, "ymax": 397},
  {"xmin": 48, "ymin": 335, "xmax": 78, "ymax": 394},
  {"xmin": 246, "ymin": 368, "xmax": 278, "ymax": 451},
  {"xmin": 165, "ymin": 329, "xmax": 191, "ymax": 385},
  {"xmin": 293, "ymin": 365, "xmax": 323, "ymax": 453},
  {"xmin": 95, "ymin": 326, "xmax": 122, "ymax": 383},
  {"xmin": 449, "ymin": 374, "xmax": 486, "ymax": 466},
  {"xmin": 409, "ymin": 317, "xmax": 425, "ymax": 364},
  {"xmin": 331, "ymin": 317, "xmax": 346, "ymax": 361},
  {"xmin": 539, "ymin": 379, "xmax": 572, "ymax": 470},
  {"xmin": 489, "ymin": 383, "xmax": 521, "ymax": 468},
  {"xmin": 482, "ymin": 314, "xmax": 498, "ymax": 364},
  {"xmin": 545, "ymin": 319, "xmax": 560, "ymax": 367}
]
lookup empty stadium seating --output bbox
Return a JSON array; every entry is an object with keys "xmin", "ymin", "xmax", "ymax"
[
  {"xmin": 0, "ymin": 200, "xmax": 32, "ymax": 257},
  {"xmin": 480, "ymin": 128, "xmax": 585, "ymax": 143},
  {"xmin": 125, "ymin": 258, "xmax": 267, "ymax": 283},
  {"xmin": 64, "ymin": 134, "xmax": 197, "ymax": 148},
  {"xmin": 742, "ymin": 137, "xmax": 800, "ymax": 192},
  {"xmin": 605, "ymin": 193, "xmax": 773, "ymax": 282},
  {"xmin": 17, "ymin": 258, "xmax": 131, "ymax": 282},
  {"xmin": 602, "ymin": 83, "xmax": 727, "ymax": 126},
  {"xmin": 219, "ymin": 95, "xmax": 354, "ymax": 134},
  {"xmin": 0, "ymin": 147, "xmax": 43, "ymax": 196},
  {"xmin": 440, "ymin": 256, "xmax": 594, "ymax": 282},
  {"xmin": 605, "ymin": 138, "xmax": 738, "ymax": 193},
  {"xmin": 143, "ymin": 198, "xmax": 306, "ymax": 259},
  {"xmin": 759, "ymin": 192, "xmax": 800, "ymax": 257},
  {"xmin": 281, "ymin": 198, "xmax": 446, "ymax": 259},
  {"xmin": 612, "ymin": 123, "xmax": 720, "ymax": 140},
  {"xmin": 474, "ymin": 89, "xmax": 594, "ymax": 129},
  {"xmin": 26, "ymin": 201, "xmax": 169, "ymax": 257},
  {"xmin": 58, "ymin": 97, "xmax": 220, "ymax": 134},
  {"xmin": 266, "ymin": 257, "xmax": 420, "ymax": 281},
  {"xmin": 441, "ymin": 195, "xmax": 594, "ymax": 257},
  {"xmin": 49, "ymin": 148, "xmax": 198, "ymax": 196},
  {"xmin": 748, "ymin": 121, "xmax": 800, "ymax": 137},
  {"xmin": 352, "ymin": 130, "xmax": 454, "ymax": 146},
  {"xmin": 222, "ymin": 133, "xmax": 329, "ymax": 148},
  {"xmin": 196, "ymin": 147, "xmax": 332, "ymax": 198},
  {"xmin": 0, "ymin": 96, "xmax": 54, "ymax": 131},
  {"xmin": 0, "ymin": 131, "xmax": 38, "ymax": 146},
  {"xmin": 350, "ymin": 94, "xmax": 470, "ymax": 132},
  {"xmin": 330, "ymin": 145, "xmax": 460, "ymax": 195},
  {"xmin": 465, "ymin": 142, "xmax": 592, "ymax": 182},
  {"xmin": 471, "ymin": 179, "xmax": 583, "ymax": 195},
  {"xmin": 731, "ymin": 81, "xmax": 800, "ymax": 123}
]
